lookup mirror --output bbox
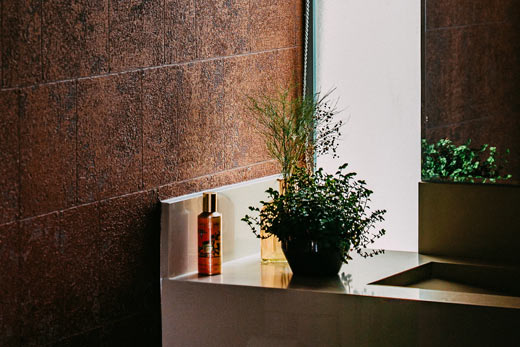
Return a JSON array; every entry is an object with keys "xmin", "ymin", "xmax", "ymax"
[
  {"xmin": 421, "ymin": 1, "xmax": 519, "ymax": 185},
  {"xmin": 314, "ymin": 1, "xmax": 519, "ymax": 254}
]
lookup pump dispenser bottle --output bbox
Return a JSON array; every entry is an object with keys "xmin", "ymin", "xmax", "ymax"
[{"xmin": 198, "ymin": 192, "xmax": 222, "ymax": 275}]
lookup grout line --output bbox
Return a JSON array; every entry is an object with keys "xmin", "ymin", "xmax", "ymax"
[
  {"xmin": 294, "ymin": 0, "xmax": 298, "ymax": 47},
  {"xmin": 156, "ymin": 159, "xmax": 278, "ymax": 191},
  {"xmin": 140, "ymin": 71, "xmax": 144, "ymax": 191},
  {"xmin": 107, "ymin": 0, "xmax": 111, "ymax": 73},
  {"xmin": 75, "ymin": 79, "xmax": 79, "ymax": 206},
  {"xmin": 11, "ymin": 160, "xmax": 278, "ymax": 224},
  {"xmin": 17, "ymin": 89, "xmax": 21, "ymax": 220},
  {"xmin": 427, "ymin": 20, "xmax": 506, "ymax": 32},
  {"xmin": 422, "ymin": 0, "xmax": 427, "ymax": 138},
  {"xmin": 0, "ymin": 220, "xmax": 19, "ymax": 228},
  {"xmin": 0, "ymin": 45, "xmax": 300, "ymax": 91},
  {"xmin": 247, "ymin": 0, "xmax": 251, "ymax": 53},
  {"xmin": 163, "ymin": 0, "xmax": 165, "ymax": 64},
  {"xmin": 40, "ymin": 0, "xmax": 43, "ymax": 81},
  {"xmin": 193, "ymin": 0, "xmax": 198, "ymax": 60},
  {"xmin": 1, "ymin": 0, "xmax": 3, "ymax": 87},
  {"xmin": 425, "ymin": 116, "xmax": 495, "ymax": 131}
]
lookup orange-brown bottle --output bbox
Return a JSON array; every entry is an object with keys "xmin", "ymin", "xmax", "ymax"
[{"xmin": 198, "ymin": 192, "xmax": 222, "ymax": 275}]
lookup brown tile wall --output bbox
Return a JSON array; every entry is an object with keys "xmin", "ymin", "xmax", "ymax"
[
  {"xmin": 0, "ymin": 0, "xmax": 303, "ymax": 345},
  {"xmin": 423, "ymin": 0, "xmax": 520, "ymax": 183}
]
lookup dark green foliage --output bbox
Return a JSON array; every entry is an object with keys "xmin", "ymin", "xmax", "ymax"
[
  {"xmin": 421, "ymin": 138, "xmax": 512, "ymax": 183},
  {"xmin": 242, "ymin": 164, "xmax": 386, "ymax": 263},
  {"xmin": 247, "ymin": 87, "xmax": 342, "ymax": 179}
]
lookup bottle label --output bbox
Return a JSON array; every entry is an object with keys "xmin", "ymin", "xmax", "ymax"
[{"xmin": 198, "ymin": 217, "xmax": 221, "ymax": 275}]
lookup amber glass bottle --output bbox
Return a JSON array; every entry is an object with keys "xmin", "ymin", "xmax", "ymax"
[
  {"xmin": 198, "ymin": 192, "xmax": 222, "ymax": 275},
  {"xmin": 261, "ymin": 179, "xmax": 286, "ymax": 263}
]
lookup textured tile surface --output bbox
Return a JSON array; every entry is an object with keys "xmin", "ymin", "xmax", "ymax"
[
  {"xmin": 42, "ymin": 0, "xmax": 109, "ymax": 81},
  {"xmin": 158, "ymin": 160, "xmax": 279, "ymax": 200},
  {"xmin": 109, "ymin": 0, "xmax": 163, "ymax": 72},
  {"xmin": 100, "ymin": 313, "xmax": 161, "ymax": 347},
  {"xmin": 142, "ymin": 66, "xmax": 183, "ymax": 188},
  {"xmin": 0, "ymin": 91, "xmax": 19, "ymax": 224},
  {"xmin": 426, "ymin": 0, "xmax": 513, "ymax": 29},
  {"xmin": 0, "ymin": 222, "xmax": 20, "ymax": 347},
  {"xmin": 77, "ymin": 72, "xmax": 142, "ymax": 203},
  {"xmin": 196, "ymin": 0, "xmax": 249, "ymax": 59},
  {"xmin": 249, "ymin": 0, "xmax": 295, "ymax": 51},
  {"xmin": 19, "ymin": 82, "xmax": 77, "ymax": 218},
  {"xmin": 19, "ymin": 213, "xmax": 65, "ymax": 346},
  {"xmin": 223, "ymin": 52, "xmax": 275, "ymax": 168},
  {"xmin": 50, "ymin": 328, "xmax": 101, "ymax": 347},
  {"xmin": 165, "ymin": 0, "xmax": 196, "ymax": 64},
  {"xmin": 1, "ymin": 0, "xmax": 42, "ymax": 87},
  {"xmin": 59, "ymin": 204, "xmax": 101, "ymax": 335},
  {"xmin": 176, "ymin": 60, "xmax": 231, "ymax": 180},
  {"xmin": 425, "ymin": 24, "xmax": 519, "ymax": 128},
  {"xmin": 294, "ymin": 0, "xmax": 304, "ymax": 47},
  {"xmin": 0, "ymin": 0, "xmax": 301, "ymax": 344},
  {"xmin": 424, "ymin": 0, "xmax": 520, "ymax": 185},
  {"xmin": 98, "ymin": 191, "xmax": 159, "ymax": 322}
]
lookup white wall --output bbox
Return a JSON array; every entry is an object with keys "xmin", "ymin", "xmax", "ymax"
[{"xmin": 316, "ymin": 0, "xmax": 421, "ymax": 251}]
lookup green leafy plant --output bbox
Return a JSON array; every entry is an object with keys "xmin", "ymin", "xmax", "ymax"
[
  {"xmin": 247, "ymin": 87, "xmax": 342, "ymax": 180},
  {"xmin": 242, "ymin": 165, "xmax": 386, "ymax": 262},
  {"xmin": 422, "ymin": 138, "xmax": 512, "ymax": 183}
]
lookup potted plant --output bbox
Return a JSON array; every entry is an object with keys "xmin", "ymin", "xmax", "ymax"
[
  {"xmin": 243, "ymin": 87, "xmax": 387, "ymax": 276},
  {"xmin": 243, "ymin": 165, "xmax": 386, "ymax": 276},
  {"xmin": 246, "ymin": 87, "xmax": 343, "ymax": 183}
]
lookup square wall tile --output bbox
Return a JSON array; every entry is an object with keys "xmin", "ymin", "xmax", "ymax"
[
  {"xmin": 165, "ymin": 0, "xmax": 196, "ymax": 64},
  {"xmin": 144, "ymin": 60, "xmax": 231, "ymax": 185},
  {"xmin": 426, "ymin": 0, "xmax": 511, "ymax": 29},
  {"xmin": 1, "ymin": 0, "xmax": 42, "ymax": 87},
  {"xmin": 223, "ymin": 53, "xmax": 276, "ymax": 167},
  {"xmin": 109, "ymin": 0, "xmax": 163, "ymax": 72},
  {"xmin": 42, "ymin": 0, "xmax": 109, "ymax": 81},
  {"xmin": 77, "ymin": 72, "xmax": 142, "ymax": 203},
  {"xmin": 157, "ymin": 160, "xmax": 279, "ymax": 200},
  {"xmin": 0, "ymin": 222, "xmax": 20, "ymax": 347},
  {"xmin": 19, "ymin": 81, "xmax": 77, "ymax": 218},
  {"xmin": 19, "ymin": 213, "xmax": 65, "ymax": 345},
  {"xmin": 425, "ymin": 24, "xmax": 518, "ymax": 128},
  {"xmin": 196, "ymin": 0, "xmax": 249, "ymax": 59},
  {"xmin": 295, "ymin": 0, "xmax": 304, "ymax": 47},
  {"xmin": 176, "ymin": 60, "xmax": 232, "ymax": 178},
  {"xmin": 98, "ymin": 191, "xmax": 158, "ymax": 321},
  {"xmin": 50, "ymin": 328, "xmax": 101, "ymax": 347},
  {"xmin": 142, "ymin": 65, "xmax": 183, "ymax": 188},
  {"xmin": 59, "ymin": 203, "xmax": 101, "ymax": 335},
  {"xmin": 0, "ymin": 90, "xmax": 20, "ymax": 224},
  {"xmin": 100, "ymin": 313, "xmax": 161, "ymax": 346},
  {"xmin": 249, "ymin": 1, "xmax": 295, "ymax": 52}
]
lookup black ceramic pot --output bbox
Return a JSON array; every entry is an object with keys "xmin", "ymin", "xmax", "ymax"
[{"xmin": 281, "ymin": 239, "xmax": 343, "ymax": 277}]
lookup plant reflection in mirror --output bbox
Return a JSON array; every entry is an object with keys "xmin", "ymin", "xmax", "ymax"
[{"xmin": 422, "ymin": 138, "xmax": 512, "ymax": 183}]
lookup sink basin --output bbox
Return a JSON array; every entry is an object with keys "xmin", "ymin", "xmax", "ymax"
[{"xmin": 370, "ymin": 262, "xmax": 520, "ymax": 297}]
